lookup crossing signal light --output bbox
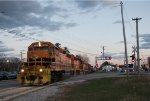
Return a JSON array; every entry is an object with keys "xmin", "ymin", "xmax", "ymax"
[
  {"xmin": 132, "ymin": 60, "xmax": 135, "ymax": 63},
  {"xmin": 130, "ymin": 54, "xmax": 135, "ymax": 63}
]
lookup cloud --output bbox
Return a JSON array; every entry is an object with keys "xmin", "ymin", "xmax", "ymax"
[
  {"xmin": 113, "ymin": 20, "xmax": 129, "ymax": 24},
  {"xmin": 0, "ymin": 47, "xmax": 14, "ymax": 53},
  {"xmin": 98, "ymin": 52, "xmax": 125, "ymax": 60},
  {"xmin": 139, "ymin": 34, "xmax": 150, "ymax": 49},
  {"xmin": 75, "ymin": 1, "xmax": 100, "ymax": 9},
  {"xmin": 0, "ymin": 41, "xmax": 3, "ymax": 44},
  {"xmin": 0, "ymin": 0, "xmax": 118, "ymax": 35},
  {"xmin": 65, "ymin": 23, "xmax": 77, "ymax": 28},
  {"xmin": 0, "ymin": 41, "xmax": 14, "ymax": 52},
  {"xmin": 113, "ymin": 20, "xmax": 122, "ymax": 24},
  {"xmin": 75, "ymin": 0, "xmax": 119, "ymax": 12},
  {"xmin": 0, "ymin": 1, "xmax": 76, "ymax": 32},
  {"xmin": 110, "ymin": 52, "xmax": 125, "ymax": 60},
  {"xmin": 117, "ymin": 41, "xmax": 131, "ymax": 44}
]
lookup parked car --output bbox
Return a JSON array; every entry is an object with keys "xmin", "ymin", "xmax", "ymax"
[
  {"xmin": 0, "ymin": 71, "xmax": 8, "ymax": 80},
  {"xmin": 8, "ymin": 71, "xmax": 17, "ymax": 79},
  {"xmin": 0, "ymin": 71, "xmax": 17, "ymax": 80},
  {"xmin": 0, "ymin": 72, "xmax": 3, "ymax": 80}
]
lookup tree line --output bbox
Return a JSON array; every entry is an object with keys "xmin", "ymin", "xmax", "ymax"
[{"xmin": 0, "ymin": 53, "xmax": 21, "ymax": 71}]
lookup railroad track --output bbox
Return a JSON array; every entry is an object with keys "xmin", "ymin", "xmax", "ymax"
[{"xmin": 0, "ymin": 85, "xmax": 46, "ymax": 101}]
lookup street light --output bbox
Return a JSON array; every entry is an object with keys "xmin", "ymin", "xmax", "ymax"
[{"xmin": 6, "ymin": 59, "xmax": 9, "ymax": 71}]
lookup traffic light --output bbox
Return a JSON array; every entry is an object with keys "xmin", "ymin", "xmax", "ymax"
[
  {"xmin": 109, "ymin": 56, "xmax": 112, "ymax": 60},
  {"xmin": 132, "ymin": 59, "xmax": 135, "ymax": 63}
]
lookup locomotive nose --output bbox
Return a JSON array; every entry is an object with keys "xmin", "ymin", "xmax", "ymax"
[{"xmin": 26, "ymin": 75, "xmax": 37, "ymax": 81}]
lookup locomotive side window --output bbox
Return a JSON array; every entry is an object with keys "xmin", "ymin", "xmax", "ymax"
[
  {"xmin": 56, "ymin": 49, "xmax": 59, "ymax": 55},
  {"xmin": 49, "ymin": 47, "xmax": 54, "ymax": 54},
  {"xmin": 41, "ymin": 47, "xmax": 48, "ymax": 51},
  {"xmin": 34, "ymin": 47, "xmax": 40, "ymax": 50},
  {"xmin": 28, "ymin": 48, "xmax": 33, "ymax": 51}
]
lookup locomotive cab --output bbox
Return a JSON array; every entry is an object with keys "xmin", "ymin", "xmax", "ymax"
[{"xmin": 18, "ymin": 42, "xmax": 55, "ymax": 85}]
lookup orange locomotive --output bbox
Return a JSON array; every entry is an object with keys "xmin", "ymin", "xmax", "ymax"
[{"xmin": 17, "ymin": 41, "xmax": 91, "ymax": 85}]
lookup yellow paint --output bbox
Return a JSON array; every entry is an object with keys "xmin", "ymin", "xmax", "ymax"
[{"xmin": 17, "ymin": 68, "xmax": 52, "ymax": 85}]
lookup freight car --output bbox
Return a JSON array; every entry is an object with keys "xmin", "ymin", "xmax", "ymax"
[{"xmin": 17, "ymin": 41, "xmax": 91, "ymax": 85}]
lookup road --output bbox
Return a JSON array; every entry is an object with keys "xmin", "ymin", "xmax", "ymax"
[
  {"xmin": 1, "ymin": 71, "xmax": 149, "ymax": 89},
  {"xmin": 0, "ymin": 72, "xmax": 128, "ymax": 90},
  {"xmin": 0, "ymin": 79, "xmax": 20, "ymax": 89},
  {"xmin": 0, "ymin": 72, "xmax": 143, "ymax": 101}
]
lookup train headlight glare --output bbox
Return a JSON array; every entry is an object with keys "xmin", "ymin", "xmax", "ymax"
[
  {"xmin": 21, "ymin": 69, "xmax": 24, "ymax": 73},
  {"xmin": 39, "ymin": 69, "xmax": 43, "ymax": 72}
]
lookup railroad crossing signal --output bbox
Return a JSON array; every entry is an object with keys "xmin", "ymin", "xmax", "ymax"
[
  {"xmin": 130, "ymin": 54, "xmax": 135, "ymax": 64},
  {"xmin": 132, "ymin": 46, "xmax": 137, "ymax": 53}
]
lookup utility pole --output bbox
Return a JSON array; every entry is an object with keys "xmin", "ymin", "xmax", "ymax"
[
  {"xmin": 102, "ymin": 46, "xmax": 105, "ymax": 61},
  {"xmin": 95, "ymin": 56, "xmax": 97, "ymax": 67},
  {"xmin": 20, "ymin": 51, "xmax": 23, "ymax": 62},
  {"xmin": 120, "ymin": 1, "xmax": 129, "ymax": 78},
  {"xmin": 20, "ymin": 50, "xmax": 25, "ymax": 65},
  {"xmin": 132, "ymin": 46, "xmax": 136, "ymax": 72},
  {"xmin": 132, "ymin": 17, "xmax": 142, "ymax": 75}
]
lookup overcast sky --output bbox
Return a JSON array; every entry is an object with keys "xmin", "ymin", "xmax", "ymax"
[{"xmin": 0, "ymin": 0, "xmax": 150, "ymax": 65}]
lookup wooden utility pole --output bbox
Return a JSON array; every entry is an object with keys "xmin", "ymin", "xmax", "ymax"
[
  {"xmin": 102, "ymin": 46, "xmax": 105, "ymax": 61},
  {"xmin": 132, "ymin": 46, "xmax": 137, "ymax": 72},
  {"xmin": 120, "ymin": 1, "xmax": 129, "ymax": 78},
  {"xmin": 132, "ymin": 17, "xmax": 142, "ymax": 75}
]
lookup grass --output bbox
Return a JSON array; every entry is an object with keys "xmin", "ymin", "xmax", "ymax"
[{"xmin": 53, "ymin": 76, "xmax": 150, "ymax": 101}]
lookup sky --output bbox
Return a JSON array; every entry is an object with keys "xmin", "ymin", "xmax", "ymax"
[{"xmin": 0, "ymin": 0, "xmax": 150, "ymax": 66}]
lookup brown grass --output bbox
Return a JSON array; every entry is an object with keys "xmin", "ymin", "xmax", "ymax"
[{"xmin": 46, "ymin": 75, "xmax": 150, "ymax": 101}]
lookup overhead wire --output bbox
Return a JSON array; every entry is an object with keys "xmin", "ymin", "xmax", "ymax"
[
  {"xmin": 0, "ymin": 27, "xmax": 99, "ymax": 56},
  {"xmin": 123, "ymin": 6, "xmax": 136, "ymax": 47},
  {"xmin": 123, "ymin": 5, "xmax": 149, "ymax": 66}
]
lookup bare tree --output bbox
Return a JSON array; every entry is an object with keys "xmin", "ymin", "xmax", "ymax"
[
  {"xmin": 0, "ymin": 53, "xmax": 20, "ymax": 71},
  {"xmin": 64, "ymin": 47, "xmax": 70, "ymax": 54},
  {"xmin": 0, "ymin": 53, "xmax": 7, "ymax": 71},
  {"xmin": 55, "ymin": 43, "xmax": 61, "ymax": 48},
  {"xmin": 76, "ymin": 54, "xmax": 89, "ymax": 63}
]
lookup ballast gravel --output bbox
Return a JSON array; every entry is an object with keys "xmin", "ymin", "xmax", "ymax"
[{"xmin": 11, "ymin": 80, "xmax": 85, "ymax": 101}]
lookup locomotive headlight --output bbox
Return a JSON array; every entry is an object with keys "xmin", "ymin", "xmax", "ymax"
[
  {"xmin": 39, "ymin": 69, "xmax": 43, "ymax": 72},
  {"xmin": 21, "ymin": 69, "xmax": 24, "ymax": 73}
]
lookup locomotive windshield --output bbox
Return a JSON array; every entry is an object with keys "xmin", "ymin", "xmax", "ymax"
[
  {"xmin": 34, "ymin": 47, "xmax": 49, "ymax": 51},
  {"xmin": 28, "ymin": 47, "xmax": 49, "ymax": 51}
]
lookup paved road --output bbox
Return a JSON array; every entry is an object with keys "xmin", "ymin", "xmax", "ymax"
[
  {"xmin": 1, "ymin": 72, "xmax": 148, "ymax": 90},
  {"xmin": 64, "ymin": 72, "xmax": 126, "ymax": 82},
  {"xmin": 0, "ymin": 72, "xmax": 124, "ymax": 89},
  {"xmin": 0, "ymin": 79, "xmax": 20, "ymax": 89}
]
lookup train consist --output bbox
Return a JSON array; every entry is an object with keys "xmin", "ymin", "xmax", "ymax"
[{"xmin": 17, "ymin": 41, "xmax": 92, "ymax": 85}]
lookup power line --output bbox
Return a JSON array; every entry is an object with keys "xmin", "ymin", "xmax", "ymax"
[
  {"xmin": 0, "ymin": 27, "xmax": 99, "ymax": 56},
  {"xmin": 69, "ymin": 48, "xmax": 98, "ymax": 56}
]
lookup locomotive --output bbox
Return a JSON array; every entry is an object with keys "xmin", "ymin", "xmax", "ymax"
[{"xmin": 17, "ymin": 41, "xmax": 91, "ymax": 85}]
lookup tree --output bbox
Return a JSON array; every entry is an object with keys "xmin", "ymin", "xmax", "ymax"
[
  {"xmin": 76, "ymin": 54, "xmax": 89, "ymax": 63},
  {"xmin": 0, "ymin": 53, "xmax": 7, "ymax": 71},
  {"xmin": 63, "ymin": 47, "xmax": 70, "ymax": 54},
  {"xmin": 0, "ymin": 53, "xmax": 21, "ymax": 71},
  {"xmin": 55, "ymin": 43, "xmax": 61, "ymax": 48}
]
